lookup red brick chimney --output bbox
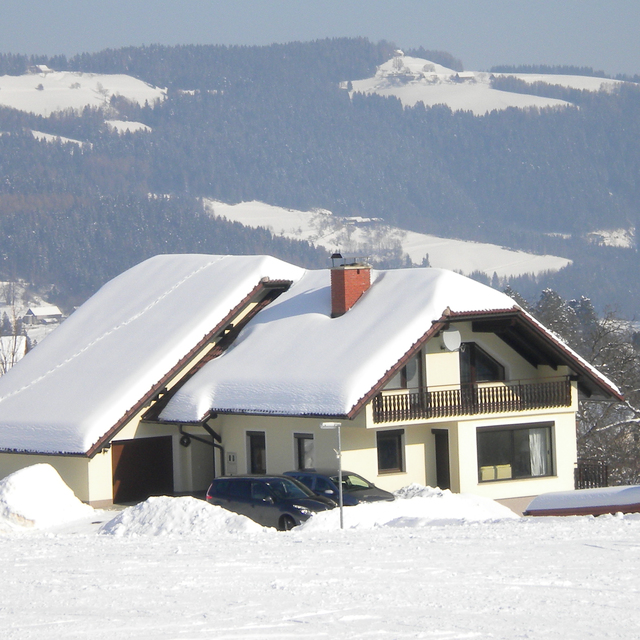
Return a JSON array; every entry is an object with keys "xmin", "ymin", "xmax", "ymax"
[{"xmin": 331, "ymin": 262, "xmax": 371, "ymax": 318}]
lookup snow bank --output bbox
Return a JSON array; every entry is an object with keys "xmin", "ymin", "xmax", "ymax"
[
  {"xmin": 0, "ymin": 464, "xmax": 93, "ymax": 528},
  {"xmin": 99, "ymin": 496, "xmax": 264, "ymax": 537},
  {"xmin": 526, "ymin": 485, "xmax": 640, "ymax": 512},
  {"xmin": 299, "ymin": 484, "xmax": 518, "ymax": 531}
]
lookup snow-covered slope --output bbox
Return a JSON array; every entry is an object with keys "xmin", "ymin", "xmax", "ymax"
[
  {"xmin": 206, "ymin": 199, "xmax": 571, "ymax": 278},
  {"xmin": 348, "ymin": 55, "xmax": 624, "ymax": 115},
  {"xmin": 0, "ymin": 66, "xmax": 165, "ymax": 117}
]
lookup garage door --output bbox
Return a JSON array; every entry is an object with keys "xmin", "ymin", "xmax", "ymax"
[{"xmin": 112, "ymin": 436, "xmax": 174, "ymax": 503}]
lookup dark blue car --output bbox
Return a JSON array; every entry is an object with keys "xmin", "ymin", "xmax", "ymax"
[{"xmin": 284, "ymin": 469, "xmax": 395, "ymax": 506}]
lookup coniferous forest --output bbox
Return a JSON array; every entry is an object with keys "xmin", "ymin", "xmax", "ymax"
[{"xmin": 0, "ymin": 39, "xmax": 640, "ymax": 314}]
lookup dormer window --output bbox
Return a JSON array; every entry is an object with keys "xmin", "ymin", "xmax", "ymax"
[
  {"xmin": 460, "ymin": 343, "xmax": 505, "ymax": 384},
  {"xmin": 384, "ymin": 352, "xmax": 423, "ymax": 390}
]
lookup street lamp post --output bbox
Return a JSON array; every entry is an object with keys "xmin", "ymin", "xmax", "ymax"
[{"xmin": 320, "ymin": 421, "xmax": 343, "ymax": 529}]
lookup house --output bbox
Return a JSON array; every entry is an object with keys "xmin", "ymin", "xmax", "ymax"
[
  {"xmin": 0, "ymin": 254, "xmax": 621, "ymax": 512},
  {"xmin": 22, "ymin": 305, "xmax": 63, "ymax": 325}
]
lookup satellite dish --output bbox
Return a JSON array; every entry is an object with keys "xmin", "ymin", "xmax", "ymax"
[{"xmin": 441, "ymin": 329, "xmax": 462, "ymax": 352}]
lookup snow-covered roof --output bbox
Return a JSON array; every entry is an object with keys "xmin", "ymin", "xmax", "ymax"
[
  {"xmin": 0, "ymin": 255, "xmax": 303, "ymax": 454},
  {"xmin": 0, "ymin": 254, "xmax": 620, "ymax": 456},
  {"xmin": 24, "ymin": 306, "xmax": 62, "ymax": 317},
  {"xmin": 159, "ymin": 267, "xmax": 522, "ymax": 421}
]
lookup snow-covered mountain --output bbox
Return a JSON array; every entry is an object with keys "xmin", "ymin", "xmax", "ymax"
[
  {"xmin": 347, "ymin": 55, "xmax": 624, "ymax": 115},
  {"xmin": 205, "ymin": 199, "xmax": 571, "ymax": 278}
]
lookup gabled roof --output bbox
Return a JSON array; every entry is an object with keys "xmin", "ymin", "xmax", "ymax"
[
  {"xmin": 0, "ymin": 254, "xmax": 621, "ymax": 456},
  {"xmin": 158, "ymin": 265, "xmax": 620, "ymax": 422},
  {"xmin": 24, "ymin": 305, "xmax": 62, "ymax": 317},
  {"xmin": 0, "ymin": 255, "xmax": 303, "ymax": 455}
]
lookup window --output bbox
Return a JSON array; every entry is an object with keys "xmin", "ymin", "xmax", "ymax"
[
  {"xmin": 460, "ymin": 343, "xmax": 505, "ymax": 384},
  {"xmin": 477, "ymin": 423, "xmax": 553, "ymax": 482},
  {"xmin": 247, "ymin": 431, "xmax": 266, "ymax": 474},
  {"xmin": 294, "ymin": 433, "xmax": 314, "ymax": 470},
  {"xmin": 377, "ymin": 429, "xmax": 404, "ymax": 473},
  {"xmin": 384, "ymin": 352, "xmax": 423, "ymax": 390}
]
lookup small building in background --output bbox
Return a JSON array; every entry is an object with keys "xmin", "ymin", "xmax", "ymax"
[{"xmin": 22, "ymin": 305, "xmax": 63, "ymax": 326}]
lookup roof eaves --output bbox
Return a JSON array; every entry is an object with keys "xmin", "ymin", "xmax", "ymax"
[
  {"xmin": 448, "ymin": 307, "xmax": 623, "ymax": 401},
  {"xmin": 346, "ymin": 317, "xmax": 449, "ymax": 419}
]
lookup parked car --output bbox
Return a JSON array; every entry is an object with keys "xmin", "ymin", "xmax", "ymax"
[
  {"xmin": 206, "ymin": 475, "xmax": 335, "ymax": 530},
  {"xmin": 284, "ymin": 469, "xmax": 395, "ymax": 505}
]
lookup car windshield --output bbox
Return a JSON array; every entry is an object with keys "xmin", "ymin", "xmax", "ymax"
[
  {"xmin": 265, "ymin": 478, "xmax": 312, "ymax": 500},
  {"xmin": 330, "ymin": 473, "xmax": 373, "ymax": 491}
]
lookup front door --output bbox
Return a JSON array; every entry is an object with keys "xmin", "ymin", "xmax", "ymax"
[{"xmin": 432, "ymin": 429, "xmax": 451, "ymax": 491}]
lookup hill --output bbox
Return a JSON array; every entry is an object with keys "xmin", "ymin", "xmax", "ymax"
[{"xmin": 0, "ymin": 40, "xmax": 639, "ymax": 314}]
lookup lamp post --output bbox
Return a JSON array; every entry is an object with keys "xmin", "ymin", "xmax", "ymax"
[{"xmin": 320, "ymin": 421, "xmax": 343, "ymax": 529}]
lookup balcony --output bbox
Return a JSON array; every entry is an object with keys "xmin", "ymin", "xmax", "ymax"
[{"xmin": 372, "ymin": 378, "xmax": 572, "ymax": 424}]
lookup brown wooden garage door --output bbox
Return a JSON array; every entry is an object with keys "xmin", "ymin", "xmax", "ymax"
[{"xmin": 112, "ymin": 436, "xmax": 174, "ymax": 503}]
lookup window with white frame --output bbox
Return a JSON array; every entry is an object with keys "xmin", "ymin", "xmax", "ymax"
[{"xmin": 477, "ymin": 423, "xmax": 553, "ymax": 482}]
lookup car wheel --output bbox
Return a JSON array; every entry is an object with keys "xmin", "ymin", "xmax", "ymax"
[{"xmin": 279, "ymin": 515, "xmax": 296, "ymax": 531}]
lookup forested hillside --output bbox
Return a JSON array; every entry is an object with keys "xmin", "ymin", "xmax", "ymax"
[{"xmin": 0, "ymin": 39, "xmax": 639, "ymax": 314}]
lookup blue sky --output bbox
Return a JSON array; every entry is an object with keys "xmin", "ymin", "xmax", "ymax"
[{"xmin": 3, "ymin": 0, "xmax": 640, "ymax": 75}]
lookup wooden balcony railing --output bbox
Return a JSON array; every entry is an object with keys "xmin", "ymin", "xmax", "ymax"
[{"xmin": 372, "ymin": 378, "xmax": 572, "ymax": 424}]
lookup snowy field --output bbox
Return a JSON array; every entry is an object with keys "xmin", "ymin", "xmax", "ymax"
[
  {"xmin": 1, "ymin": 466, "xmax": 639, "ymax": 639},
  {"xmin": 349, "ymin": 56, "xmax": 625, "ymax": 115},
  {"xmin": 0, "ymin": 67, "xmax": 165, "ymax": 117},
  {"xmin": 206, "ymin": 199, "xmax": 571, "ymax": 278}
]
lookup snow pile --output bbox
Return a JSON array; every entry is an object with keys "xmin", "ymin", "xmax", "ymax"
[
  {"xmin": 299, "ymin": 484, "xmax": 518, "ymax": 531},
  {"xmin": 99, "ymin": 495, "xmax": 264, "ymax": 537},
  {"xmin": 0, "ymin": 464, "xmax": 93, "ymax": 528}
]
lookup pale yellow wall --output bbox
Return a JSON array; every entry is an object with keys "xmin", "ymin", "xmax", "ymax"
[
  {"xmin": 0, "ymin": 453, "xmax": 92, "ymax": 503},
  {"xmin": 86, "ymin": 449, "xmax": 114, "ymax": 505},
  {"xmin": 215, "ymin": 414, "xmax": 369, "ymax": 476},
  {"xmin": 425, "ymin": 348, "xmax": 460, "ymax": 388}
]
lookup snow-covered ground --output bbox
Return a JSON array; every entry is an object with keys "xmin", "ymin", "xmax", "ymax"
[
  {"xmin": 1, "ymin": 465, "xmax": 640, "ymax": 638},
  {"xmin": 206, "ymin": 199, "xmax": 571, "ymax": 278},
  {"xmin": 587, "ymin": 227, "xmax": 635, "ymax": 249},
  {"xmin": 348, "ymin": 55, "xmax": 626, "ymax": 115},
  {"xmin": 0, "ymin": 66, "xmax": 165, "ymax": 117}
]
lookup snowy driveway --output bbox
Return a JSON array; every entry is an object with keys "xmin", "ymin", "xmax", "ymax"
[{"xmin": 1, "ymin": 514, "xmax": 639, "ymax": 639}]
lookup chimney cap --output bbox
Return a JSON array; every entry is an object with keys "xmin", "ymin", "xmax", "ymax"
[{"xmin": 330, "ymin": 254, "xmax": 370, "ymax": 269}]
